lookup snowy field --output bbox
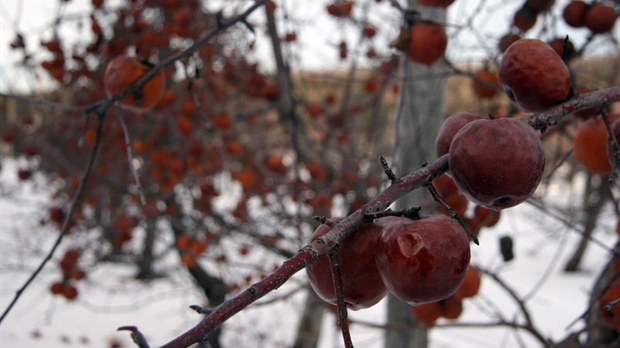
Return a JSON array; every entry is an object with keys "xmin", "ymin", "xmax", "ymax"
[{"xmin": 0, "ymin": 156, "xmax": 617, "ymax": 348}]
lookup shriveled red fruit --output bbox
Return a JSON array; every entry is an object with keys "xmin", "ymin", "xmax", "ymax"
[
  {"xmin": 440, "ymin": 296, "xmax": 463, "ymax": 319},
  {"xmin": 471, "ymin": 70, "xmax": 499, "ymax": 99},
  {"xmin": 417, "ymin": 0, "xmax": 455, "ymax": 8},
  {"xmin": 513, "ymin": 7, "xmax": 537, "ymax": 32},
  {"xmin": 606, "ymin": 117, "xmax": 620, "ymax": 173},
  {"xmin": 599, "ymin": 281, "xmax": 620, "ymax": 329},
  {"xmin": 326, "ymin": 1, "xmax": 353, "ymax": 18},
  {"xmin": 306, "ymin": 219, "xmax": 388, "ymax": 310},
  {"xmin": 435, "ymin": 112, "xmax": 485, "ymax": 158},
  {"xmin": 584, "ymin": 4, "xmax": 617, "ymax": 34},
  {"xmin": 407, "ymin": 22, "xmax": 448, "ymax": 66},
  {"xmin": 442, "ymin": 194, "xmax": 468, "ymax": 217},
  {"xmin": 574, "ymin": 114, "xmax": 620, "ymax": 175},
  {"xmin": 50, "ymin": 282, "xmax": 64, "ymax": 295},
  {"xmin": 547, "ymin": 38, "xmax": 575, "ymax": 60},
  {"xmin": 411, "ymin": 301, "xmax": 442, "ymax": 326},
  {"xmin": 104, "ymin": 55, "xmax": 165, "ymax": 112},
  {"xmin": 563, "ymin": 1, "xmax": 587, "ymax": 28},
  {"xmin": 462, "ymin": 217, "xmax": 482, "ymax": 237},
  {"xmin": 474, "ymin": 205, "xmax": 501, "ymax": 227},
  {"xmin": 62, "ymin": 284, "xmax": 78, "ymax": 300},
  {"xmin": 306, "ymin": 103, "xmax": 323, "ymax": 118},
  {"xmin": 375, "ymin": 215, "xmax": 471, "ymax": 305},
  {"xmin": 432, "ymin": 173, "xmax": 459, "ymax": 198},
  {"xmin": 453, "ymin": 266, "xmax": 481, "ymax": 299},
  {"xmin": 498, "ymin": 33, "xmax": 521, "ymax": 53},
  {"xmin": 448, "ymin": 118, "xmax": 545, "ymax": 210},
  {"xmin": 499, "ymin": 39, "xmax": 571, "ymax": 112}
]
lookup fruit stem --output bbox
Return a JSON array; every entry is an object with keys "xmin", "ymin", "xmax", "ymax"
[{"xmin": 427, "ymin": 183, "xmax": 479, "ymax": 245}]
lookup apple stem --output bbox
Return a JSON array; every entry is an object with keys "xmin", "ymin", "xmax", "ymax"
[
  {"xmin": 561, "ymin": 35, "xmax": 571, "ymax": 64},
  {"xmin": 427, "ymin": 183, "xmax": 480, "ymax": 245},
  {"xmin": 327, "ymin": 245, "xmax": 354, "ymax": 348}
]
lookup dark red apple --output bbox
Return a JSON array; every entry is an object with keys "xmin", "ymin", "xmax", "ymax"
[
  {"xmin": 448, "ymin": 118, "xmax": 545, "ymax": 210},
  {"xmin": 499, "ymin": 39, "xmax": 571, "ymax": 112},
  {"xmin": 375, "ymin": 215, "xmax": 470, "ymax": 305},
  {"xmin": 435, "ymin": 112, "xmax": 485, "ymax": 158},
  {"xmin": 306, "ymin": 219, "xmax": 388, "ymax": 310}
]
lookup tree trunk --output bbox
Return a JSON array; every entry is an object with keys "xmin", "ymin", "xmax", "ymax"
[
  {"xmin": 385, "ymin": 2, "xmax": 447, "ymax": 348},
  {"xmin": 292, "ymin": 289, "xmax": 325, "ymax": 348},
  {"xmin": 564, "ymin": 174, "xmax": 610, "ymax": 272}
]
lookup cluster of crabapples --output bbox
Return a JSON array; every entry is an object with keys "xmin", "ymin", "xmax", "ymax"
[
  {"xmin": 306, "ymin": 30, "xmax": 620, "ymax": 324},
  {"xmin": 305, "ymin": 215, "xmax": 474, "ymax": 314},
  {"xmin": 497, "ymin": 0, "xmax": 617, "ymax": 55},
  {"xmin": 49, "ymin": 249, "xmax": 85, "ymax": 301}
]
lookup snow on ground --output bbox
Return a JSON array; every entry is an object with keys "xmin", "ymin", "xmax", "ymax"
[{"xmin": 0, "ymin": 156, "xmax": 617, "ymax": 347}]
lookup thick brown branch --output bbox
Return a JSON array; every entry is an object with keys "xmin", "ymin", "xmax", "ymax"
[
  {"xmin": 524, "ymin": 86, "xmax": 620, "ymax": 130},
  {"xmin": 151, "ymin": 85, "xmax": 620, "ymax": 344},
  {"xmin": 157, "ymin": 156, "xmax": 449, "ymax": 347}
]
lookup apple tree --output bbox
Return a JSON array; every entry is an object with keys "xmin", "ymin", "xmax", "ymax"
[{"xmin": 0, "ymin": 0, "xmax": 619, "ymax": 347}]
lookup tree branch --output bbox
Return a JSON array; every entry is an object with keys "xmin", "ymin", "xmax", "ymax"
[{"xmin": 147, "ymin": 86, "xmax": 620, "ymax": 347}]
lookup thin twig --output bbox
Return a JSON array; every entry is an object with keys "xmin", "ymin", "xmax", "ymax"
[
  {"xmin": 427, "ymin": 182, "xmax": 479, "ymax": 245},
  {"xmin": 118, "ymin": 326, "xmax": 151, "ymax": 348},
  {"xmin": 116, "ymin": 103, "xmax": 146, "ymax": 205},
  {"xmin": 327, "ymin": 245, "xmax": 354, "ymax": 348},
  {"xmin": 479, "ymin": 268, "xmax": 551, "ymax": 346},
  {"xmin": 0, "ymin": 112, "xmax": 105, "ymax": 324},
  {"xmin": 138, "ymin": 83, "xmax": 620, "ymax": 345}
]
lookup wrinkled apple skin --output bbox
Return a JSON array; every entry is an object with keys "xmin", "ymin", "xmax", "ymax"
[
  {"xmin": 448, "ymin": 118, "xmax": 545, "ymax": 210},
  {"xmin": 435, "ymin": 112, "xmax": 485, "ymax": 158},
  {"xmin": 375, "ymin": 215, "xmax": 470, "ymax": 305},
  {"xmin": 306, "ymin": 219, "xmax": 388, "ymax": 310},
  {"xmin": 499, "ymin": 39, "xmax": 570, "ymax": 112}
]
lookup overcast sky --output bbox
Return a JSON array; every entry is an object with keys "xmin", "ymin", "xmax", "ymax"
[{"xmin": 0, "ymin": 0, "xmax": 617, "ymax": 93}]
